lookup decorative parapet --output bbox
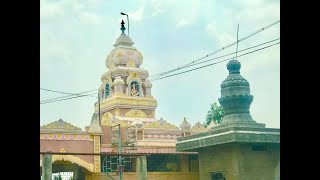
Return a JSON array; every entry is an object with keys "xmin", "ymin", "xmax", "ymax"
[
  {"xmin": 176, "ymin": 126, "xmax": 280, "ymax": 151},
  {"xmin": 95, "ymin": 95, "xmax": 157, "ymax": 111},
  {"xmin": 40, "ymin": 133, "xmax": 94, "ymax": 141},
  {"xmin": 40, "ymin": 119, "xmax": 82, "ymax": 131}
]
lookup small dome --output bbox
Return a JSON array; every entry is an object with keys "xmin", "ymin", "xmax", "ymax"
[
  {"xmin": 191, "ymin": 121, "xmax": 206, "ymax": 130},
  {"xmin": 227, "ymin": 59, "xmax": 241, "ymax": 74},
  {"xmin": 180, "ymin": 117, "xmax": 191, "ymax": 130},
  {"xmin": 220, "ymin": 60, "xmax": 250, "ymax": 97},
  {"xmin": 113, "ymin": 76, "xmax": 124, "ymax": 86},
  {"xmin": 106, "ymin": 34, "xmax": 143, "ymax": 69}
]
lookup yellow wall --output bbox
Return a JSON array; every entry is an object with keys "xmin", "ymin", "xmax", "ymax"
[
  {"xmin": 197, "ymin": 143, "xmax": 280, "ymax": 180},
  {"xmin": 86, "ymin": 172, "xmax": 199, "ymax": 180}
]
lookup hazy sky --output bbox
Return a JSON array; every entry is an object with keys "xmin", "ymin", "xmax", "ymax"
[{"xmin": 40, "ymin": 0, "xmax": 280, "ymax": 129}]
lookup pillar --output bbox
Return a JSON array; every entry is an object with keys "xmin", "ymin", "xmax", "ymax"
[
  {"xmin": 73, "ymin": 168, "xmax": 78, "ymax": 180},
  {"xmin": 180, "ymin": 155, "xmax": 189, "ymax": 172},
  {"xmin": 42, "ymin": 154, "xmax": 52, "ymax": 180},
  {"xmin": 136, "ymin": 156, "xmax": 147, "ymax": 180}
]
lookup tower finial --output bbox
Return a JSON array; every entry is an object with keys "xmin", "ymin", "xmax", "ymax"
[{"xmin": 120, "ymin": 19, "xmax": 126, "ymax": 34}]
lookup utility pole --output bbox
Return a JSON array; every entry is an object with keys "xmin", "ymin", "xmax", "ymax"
[
  {"xmin": 118, "ymin": 123, "xmax": 123, "ymax": 180},
  {"xmin": 235, "ymin": 24, "xmax": 240, "ymax": 60},
  {"xmin": 98, "ymin": 93, "xmax": 101, "ymax": 126},
  {"xmin": 112, "ymin": 123, "xmax": 123, "ymax": 180}
]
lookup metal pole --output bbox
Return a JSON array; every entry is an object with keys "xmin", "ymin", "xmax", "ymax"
[
  {"xmin": 236, "ymin": 24, "xmax": 239, "ymax": 59},
  {"xmin": 118, "ymin": 124, "xmax": 122, "ymax": 180},
  {"xmin": 126, "ymin": 15, "xmax": 129, "ymax": 37},
  {"xmin": 98, "ymin": 93, "xmax": 101, "ymax": 127}
]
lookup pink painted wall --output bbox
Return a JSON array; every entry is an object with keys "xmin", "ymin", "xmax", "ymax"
[
  {"xmin": 101, "ymin": 126, "xmax": 112, "ymax": 144},
  {"xmin": 40, "ymin": 139, "xmax": 94, "ymax": 163}
]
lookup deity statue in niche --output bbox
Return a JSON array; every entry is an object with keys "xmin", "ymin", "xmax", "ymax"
[{"xmin": 131, "ymin": 81, "xmax": 139, "ymax": 97}]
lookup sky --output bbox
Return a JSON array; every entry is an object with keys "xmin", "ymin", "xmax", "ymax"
[{"xmin": 40, "ymin": 0, "xmax": 280, "ymax": 129}]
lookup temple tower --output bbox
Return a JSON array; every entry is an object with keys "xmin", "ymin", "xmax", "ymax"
[
  {"xmin": 94, "ymin": 20, "xmax": 157, "ymax": 131},
  {"xmin": 218, "ymin": 59, "xmax": 265, "ymax": 128}
]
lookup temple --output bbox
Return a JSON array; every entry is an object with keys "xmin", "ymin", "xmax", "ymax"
[
  {"xmin": 40, "ymin": 20, "xmax": 280, "ymax": 180},
  {"xmin": 40, "ymin": 20, "xmax": 207, "ymax": 180},
  {"xmin": 176, "ymin": 60, "xmax": 280, "ymax": 180}
]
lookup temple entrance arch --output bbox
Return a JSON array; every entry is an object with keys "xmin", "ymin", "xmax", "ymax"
[{"xmin": 40, "ymin": 155, "xmax": 95, "ymax": 180}]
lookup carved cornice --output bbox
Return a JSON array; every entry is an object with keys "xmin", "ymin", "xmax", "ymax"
[
  {"xmin": 96, "ymin": 95, "xmax": 157, "ymax": 111},
  {"xmin": 110, "ymin": 67, "xmax": 149, "ymax": 80},
  {"xmin": 176, "ymin": 128, "xmax": 280, "ymax": 151},
  {"xmin": 125, "ymin": 109, "xmax": 148, "ymax": 118},
  {"xmin": 40, "ymin": 133, "xmax": 94, "ymax": 141}
]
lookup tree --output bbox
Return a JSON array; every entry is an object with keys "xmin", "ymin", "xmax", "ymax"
[{"xmin": 204, "ymin": 102, "xmax": 224, "ymax": 127}]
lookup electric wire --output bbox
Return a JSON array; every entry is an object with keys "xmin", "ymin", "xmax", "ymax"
[{"xmin": 149, "ymin": 20, "xmax": 280, "ymax": 79}]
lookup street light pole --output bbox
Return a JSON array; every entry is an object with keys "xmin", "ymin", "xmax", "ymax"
[
  {"xmin": 98, "ymin": 93, "xmax": 101, "ymax": 127},
  {"xmin": 121, "ymin": 12, "xmax": 129, "ymax": 36},
  {"xmin": 112, "ymin": 123, "xmax": 122, "ymax": 180},
  {"xmin": 118, "ymin": 124, "xmax": 123, "ymax": 180}
]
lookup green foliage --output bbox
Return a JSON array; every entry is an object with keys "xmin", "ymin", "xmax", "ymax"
[{"xmin": 204, "ymin": 102, "xmax": 224, "ymax": 127}]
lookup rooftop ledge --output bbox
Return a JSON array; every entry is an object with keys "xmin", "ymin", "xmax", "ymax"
[{"xmin": 176, "ymin": 125, "xmax": 280, "ymax": 151}]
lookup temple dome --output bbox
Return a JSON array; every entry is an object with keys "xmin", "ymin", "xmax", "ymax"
[
  {"xmin": 180, "ymin": 117, "xmax": 191, "ymax": 130},
  {"xmin": 220, "ymin": 59, "xmax": 250, "ymax": 97},
  {"xmin": 106, "ymin": 33, "xmax": 143, "ymax": 69}
]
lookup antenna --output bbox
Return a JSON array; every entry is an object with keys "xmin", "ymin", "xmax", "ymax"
[{"xmin": 235, "ymin": 24, "xmax": 239, "ymax": 60}]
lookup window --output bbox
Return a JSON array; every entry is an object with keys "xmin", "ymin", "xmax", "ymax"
[
  {"xmin": 147, "ymin": 155, "xmax": 181, "ymax": 172},
  {"xmin": 130, "ymin": 81, "xmax": 140, "ymax": 97},
  {"xmin": 102, "ymin": 156, "xmax": 135, "ymax": 173},
  {"xmin": 102, "ymin": 156, "xmax": 118, "ymax": 172},
  {"xmin": 188, "ymin": 155, "xmax": 199, "ymax": 172},
  {"xmin": 105, "ymin": 84, "xmax": 110, "ymax": 97},
  {"xmin": 211, "ymin": 172, "xmax": 226, "ymax": 180}
]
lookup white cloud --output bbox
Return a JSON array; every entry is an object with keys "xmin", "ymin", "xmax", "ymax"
[
  {"xmin": 206, "ymin": 24, "xmax": 235, "ymax": 47},
  {"xmin": 40, "ymin": 0, "xmax": 104, "ymax": 25},
  {"xmin": 41, "ymin": 0, "xmax": 280, "ymax": 129},
  {"xmin": 129, "ymin": 6, "xmax": 145, "ymax": 22},
  {"xmin": 176, "ymin": 19, "xmax": 190, "ymax": 29},
  {"xmin": 151, "ymin": 0, "xmax": 166, "ymax": 16}
]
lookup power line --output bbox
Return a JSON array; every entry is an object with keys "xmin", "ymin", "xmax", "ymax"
[
  {"xmin": 40, "ymin": 38, "xmax": 279, "ymax": 104},
  {"xmin": 151, "ymin": 41, "xmax": 280, "ymax": 81},
  {"xmin": 40, "ymin": 92, "xmax": 97, "ymax": 104},
  {"xmin": 40, "ymin": 20, "xmax": 280, "ymax": 105},
  {"xmin": 149, "ymin": 20, "xmax": 280, "ymax": 79},
  {"xmin": 40, "ymin": 88, "xmax": 97, "ymax": 103},
  {"xmin": 150, "ymin": 38, "xmax": 279, "ymax": 81}
]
